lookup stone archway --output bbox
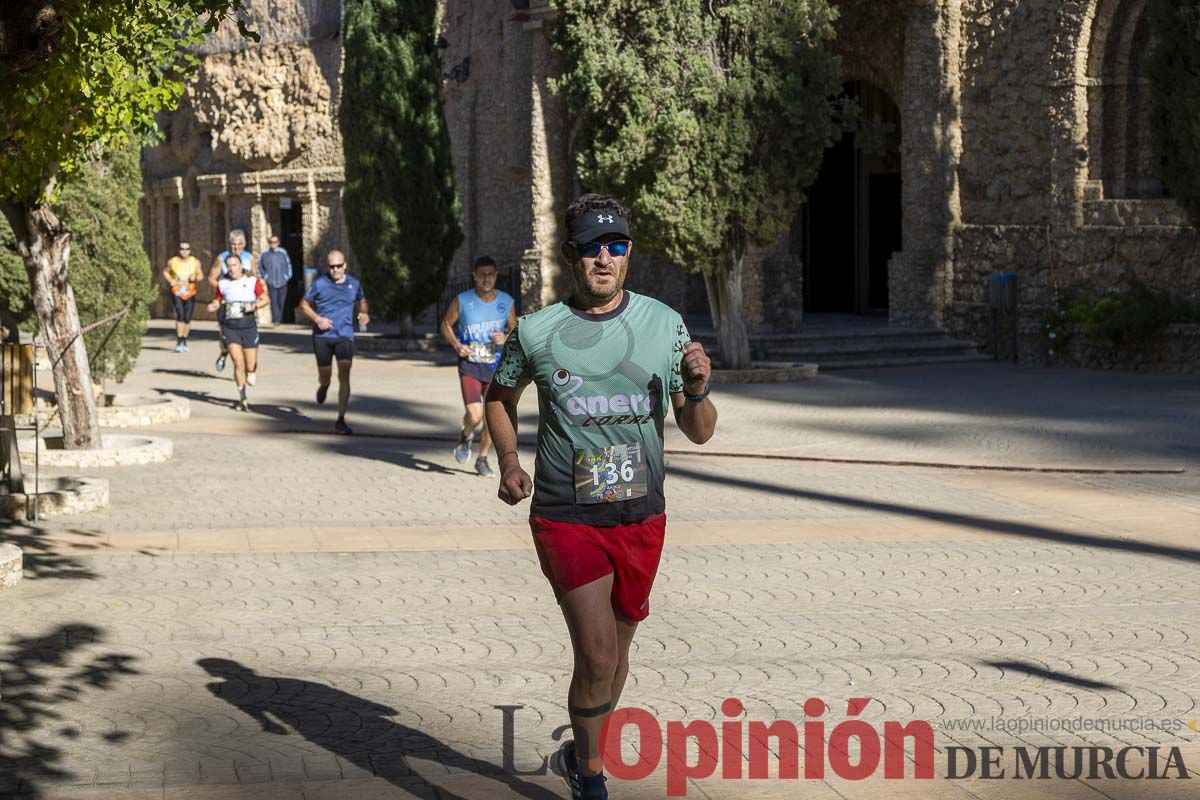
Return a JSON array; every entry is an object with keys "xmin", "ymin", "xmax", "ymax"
[
  {"xmin": 827, "ymin": 0, "xmax": 964, "ymax": 330},
  {"xmin": 803, "ymin": 80, "xmax": 903, "ymax": 315},
  {"xmin": 1085, "ymin": 0, "xmax": 1163, "ymax": 200}
]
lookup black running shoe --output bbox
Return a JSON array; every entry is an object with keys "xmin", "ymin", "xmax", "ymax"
[{"xmin": 551, "ymin": 740, "xmax": 607, "ymax": 799}]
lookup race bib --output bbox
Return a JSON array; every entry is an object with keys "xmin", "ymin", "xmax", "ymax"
[
  {"xmin": 468, "ymin": 341, "xmax": 496, "ymax": 364},
  {"xmin": 225, "ymin": 302, "xmax": 245, "ymax": 320},
  {"xmin": 573, "ymin": 442, "xmax": 647, "ymax": 504},
  {"xmin": 173, "ymin": 282, "xmax": 195, "ymax": 300}
]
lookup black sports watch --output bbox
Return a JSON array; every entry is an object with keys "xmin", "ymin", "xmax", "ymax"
[{"xmin": 684, "ymin": 384, "xmax": 711, "ymax": 403}]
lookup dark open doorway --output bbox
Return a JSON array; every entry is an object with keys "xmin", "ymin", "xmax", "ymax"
[
  {"xmin": 279, "ymin": 202, "xmax": 304, "ymax": 323},
  {"xmin": 803, "ymin": 81, "xmax": 902, "ymax": 315}
]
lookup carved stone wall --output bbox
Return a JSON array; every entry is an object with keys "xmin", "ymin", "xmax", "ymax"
[
  {"xmin": 940, "ymin": 0, "xmax": 1199, "ymax": 369},
  {"xmin": 142, "ymin": 0, "xmax": 345, "ymax": 320}
]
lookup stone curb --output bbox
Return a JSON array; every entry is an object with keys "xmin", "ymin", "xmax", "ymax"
[
  {"xmin": 0, "ymin": 543, "xmax": 21, "ymax": 588},
  {"xmin": 710, "ymin": 361, "xmax": 819, "ymax": 383},
  {"xmin": 98, "ymin": 394, "xmax": 191, "ymax": 427},
  {"xmin": 20, "ymin": 434, "xmax": 174, "ymax": 467},
  {"xmin": 664, "ymin": 447, "xmax": 1185, "ymax": 475},
  {"xmin": 0, "ymin": 476, "xmax": 110, "ymax": 521},
  {"xmin": 14, "ymin": 394, "xmax": 191, "ymax": 429}
]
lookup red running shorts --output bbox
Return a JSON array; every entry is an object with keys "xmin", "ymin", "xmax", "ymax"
[
  {"xmin": 460, "ymin": 373, "xmax": 490, "ymax": 405},
  {"xmin": 530, "ymin": 513, "xmax": 667, "ymax": 622}
]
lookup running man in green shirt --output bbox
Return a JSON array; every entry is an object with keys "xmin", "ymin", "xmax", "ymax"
[{"xmin": 486, "ymin": 193, "xmax": 717, "ymax": 799}]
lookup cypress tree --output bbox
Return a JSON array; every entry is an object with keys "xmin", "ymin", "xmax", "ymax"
[
  {"xmin": 1146, "ymin": 0, "xmax": 1200, "ymax": 223},
  {"xmin": 340, "ymin": 0, "xmax": 463, "ymax": 333},
  {"xmin": 1, "ymin": 138, "xmax": 154, "ymax": 383},
  {"xmin": 549, "ymin": 0, "xmax": 847, "ymax": 368}
]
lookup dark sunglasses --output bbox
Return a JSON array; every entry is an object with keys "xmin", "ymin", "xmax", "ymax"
[
  {"xmin": 575, "ymin": 240, "xmax": 630, "ymax": 258},
  {"xmin": 327, "ymin": 262, "xmax": 346, "ymax": 269}
]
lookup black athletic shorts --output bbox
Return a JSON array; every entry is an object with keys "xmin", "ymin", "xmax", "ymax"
[
  {"xmin": 172, "ymin": 295, "xmax": 196, "ymax": 323},
  {"xmin": 223, "ymin": 322, "xmax": 259, "ymax": 348},
  {"xmin": 313, "ymin": 336, "xmax": 354, "ymax": 367}
]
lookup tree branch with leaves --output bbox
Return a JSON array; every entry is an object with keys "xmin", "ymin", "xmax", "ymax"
[
  {"xmin": 549, "ymin": 0, "xmax": 849, "ymax": 368},
  {"xmin": 0, "ymin": 0, "xmax": 256, "ymax": 448}
]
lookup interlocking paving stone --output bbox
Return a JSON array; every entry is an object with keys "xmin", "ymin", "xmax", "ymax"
[{"xmin": 4, "ymin": 323, "xmax": 1200, "ymax": 799}]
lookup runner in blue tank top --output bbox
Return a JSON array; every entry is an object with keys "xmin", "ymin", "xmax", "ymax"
[{"xmin": 439, "ymin": 256, "xmax": 517, "ymax": 476}]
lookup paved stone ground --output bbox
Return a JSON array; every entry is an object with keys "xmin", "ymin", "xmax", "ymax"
[{"xmin": 2, "ymin": 322, "xmax": 1200, "ymax": 799}]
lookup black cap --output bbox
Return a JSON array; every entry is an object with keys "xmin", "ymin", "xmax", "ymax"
[{"xmin": 568, "ymin": 210, "xmax": 631, "ymax": 245}]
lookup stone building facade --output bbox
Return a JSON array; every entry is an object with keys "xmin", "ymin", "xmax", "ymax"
[
  {"xmin": 141, "ymin": 0, "xmax": 348, "ymax": 320},
  {"xmin": 143, "ymin": 0, "xmax": 1200, "ymax": 366}
]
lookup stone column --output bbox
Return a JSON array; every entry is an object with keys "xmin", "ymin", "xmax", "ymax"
[
  {"xmin": 1049, "ymin": 2, "xmax": 1093, "ymax": 229},
  {"xmin": 891, "ymin": 0, "xmax": 963, "ymax": 328},
  {"xmin": 522, "ymin": 3, "xmax": 570, "ymax": 310},
  {"xmin": 250, "ymin": 179, "xmax": 269, "ymax": 256},
  {"xmin": 305, "ymin": 172, "xmax": 320, "ymax": 270}
]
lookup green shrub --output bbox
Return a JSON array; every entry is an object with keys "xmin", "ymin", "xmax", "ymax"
[{"xmin": 1, "ymin": 139, "xmax": 154, "ymax": 381}]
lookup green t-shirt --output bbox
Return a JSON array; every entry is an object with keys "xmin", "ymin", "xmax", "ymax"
[{"xmin": 493, "ymin": 291, "xmax": 690, "ymax": 525}]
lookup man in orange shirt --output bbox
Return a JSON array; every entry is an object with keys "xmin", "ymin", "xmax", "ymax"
[{"xmin": 162, "ymin": 241, "xmax": 203, "ymax": 352}]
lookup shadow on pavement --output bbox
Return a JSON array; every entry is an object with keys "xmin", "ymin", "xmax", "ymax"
[
  {"xmin": 668, "ymin": 463, "xmax": 1200, "ymax": 565},
  {"xmin": 151, "ymin": 368, "xmax": 220, "ymax": 380},
  {"xmin": 155, "ymin": 387, "xmax": 314, "ymax": 425},
  {"xmin": 198, "ymin": 658, "xmax": 560, "ymax": 800},
  {"xmin": 986, "ymin": 660, "xmax": 1119, "ymax": 690},
  {"xmin": 0, "ymin": 525, "xmax": 103, "ymax": 581},
  {"xmin": 314, "ymin": 435, "xmax": 473, "ymax": 475},
  {"xmin": 712, "ymin": 365, "xmax": 1200, "ymax": 466},
  {"xmin": 0, "ymin": 624, "xmax": 140, "ymax": 799}
]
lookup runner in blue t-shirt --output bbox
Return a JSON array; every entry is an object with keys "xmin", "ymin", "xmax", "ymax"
[
  {"xmin": 439, "ymin": 256, "xmax": 517, "ymax": 476},
  {"xmin": 299, "ymin": 250, "xmax": 369, "ymax": 435}
]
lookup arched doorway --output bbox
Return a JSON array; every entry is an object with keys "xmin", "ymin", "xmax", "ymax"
[{"xmin": 802, "ymin": 81, "xmax": 902, "ymax": 314}]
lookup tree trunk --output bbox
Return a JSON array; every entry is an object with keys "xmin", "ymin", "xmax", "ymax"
[
  {"xmin": 1, "ymin": 196, "xmax": 101, "ymax": 449},
  {"xmin": 703, "ymin": 242, "xmax": 753, "ymax": 370},
  {"xmin": 399, "ymin": 311, "xmax": 414, "ymax": 339}
]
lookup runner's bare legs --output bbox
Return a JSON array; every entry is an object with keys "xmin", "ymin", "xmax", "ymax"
[{"xmin": 559, "ymin": 575, "xmax": 639, "ymax": 777}]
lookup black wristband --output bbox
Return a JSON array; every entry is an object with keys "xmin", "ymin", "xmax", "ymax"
[{"xmin": 684, "ymin": 384, "xmax": 711, "ymax": 403}]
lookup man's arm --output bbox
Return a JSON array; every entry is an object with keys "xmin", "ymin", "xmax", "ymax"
[
  {"xmin": 298, "ymin": 297, "xmax": 331, "ymax": 330},
  {"xmin": 208, "ymin": 259, "xmax": 222, "ymax": 289},
  {"xmin": 492, "ymin": 305, "xmax": 519, "ymax": 345},
  {"xmin": 356, "ymin": 294, "xmax": 369, "ymax": 327},
  {"xmin": 440, "ymin": 297, "xmax": 471, "ymax": 358},
  {"xmin": 283, "ymin": 251, "xmax": 293, "ymax": 282},
  {"xmin": 670, "ymin": 341, "xmax": 717, "ymax": 444},
  {"xmin": 485, "ymin": 381, "xmax": 532, "ymax": 505}
]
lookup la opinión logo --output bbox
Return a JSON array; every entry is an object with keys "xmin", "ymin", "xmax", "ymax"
[
  {"xmin": 498, "ymin": 696, "xmax": 935, "ymax": 796},
  {"xmin": 496, "ymin": 698, "xmax": 1193, "ymax": 797}
]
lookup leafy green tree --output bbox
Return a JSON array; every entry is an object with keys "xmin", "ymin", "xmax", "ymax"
[
  {"xmin": 1, "ymin": 139, "xmax": 155, "ymax": 382},
  {"xmin": 1146, "ymin": 0, "xmax": 1200, "ymax": 224},
  {"xmin": 550, "ymin": 0, "xmax": 848, "ymax": 367},
  {"xmin": 340, "ymin": 0, "xmax": 463, "ymax": 336},
  {"xmin": 0, "ymin": 0, "xmax": 253, "ymax": 449}
]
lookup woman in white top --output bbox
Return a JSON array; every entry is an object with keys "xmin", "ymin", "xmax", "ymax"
[{"xmin": 207, "ymin": 254, "xmax": 269, "ymax": 411}]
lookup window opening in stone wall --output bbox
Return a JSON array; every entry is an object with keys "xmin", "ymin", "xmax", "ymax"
[
  {"xmin": 1087, "ymin": 0, "xmax": 1166, "ymax": 200},
  {"xmin": 802, "ymin": 80, "xmax": 901, "ymax": 315},
  {"xmin": 279, "ymin": 200, "xmax": 305, "ymax": 324}
]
